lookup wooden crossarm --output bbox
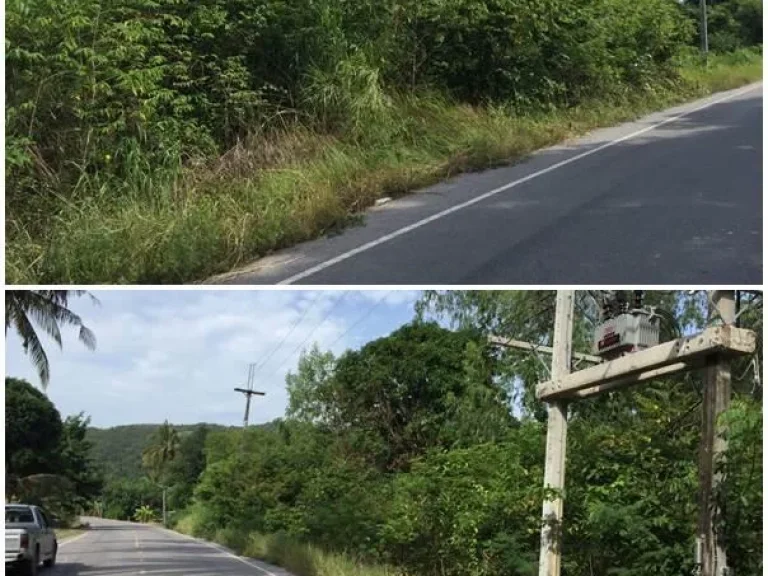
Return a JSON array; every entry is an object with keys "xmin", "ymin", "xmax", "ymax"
[
  {"xmin": 234, "ymin": 387, "xmax": 265, "ymax": 396},
  {"xmin": 536, "ymin": 325, "xmax": 756, "ymax": 401}
]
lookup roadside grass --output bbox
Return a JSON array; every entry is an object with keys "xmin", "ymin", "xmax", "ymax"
[
  {"xmin": 56, "ymin": 528, "xmax": 86, "ymax": 541},
  {"xmin": 6, "ymin": 49, "xmax": 762, "ymax": 284},
  {"xmin": 173, "ymin": 508, "xmax": 403, "ymax": 576}
]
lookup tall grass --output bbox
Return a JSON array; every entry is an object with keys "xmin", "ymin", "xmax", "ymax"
[
  {"xmin": 6, "ymin": 50, "xmax": 762, "ymax": 284},
  {"xmin": 173, "ymin": 507, "xmax": 404, "ymax": 576}
]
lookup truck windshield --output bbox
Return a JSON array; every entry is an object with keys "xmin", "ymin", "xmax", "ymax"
[{"xmin": 6, "ymin": 508, "xmax": 35, "ymax": 523}]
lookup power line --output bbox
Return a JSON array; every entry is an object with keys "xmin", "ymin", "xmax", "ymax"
[
  {"xmin": 271, "ymin": 291, "xmax": 350, "ymax": 376},
  {"xmin": 252, "ymin": 291, "xmax": 322, "ymax": 374},
  {"xmin": 327, "ymin": 291, "xmax": 390, "ymax": 350}
]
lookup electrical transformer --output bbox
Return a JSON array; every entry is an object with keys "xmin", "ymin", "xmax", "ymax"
[{"xmin": 593, "ymin": 311, "xmax": 660, "ymax": 360}]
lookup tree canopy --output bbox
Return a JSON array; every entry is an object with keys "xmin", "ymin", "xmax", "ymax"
[
  {"xmin": 5, "ymin": 377, "xmax": 64, "ymax": 478},
  {"xmin": 5, "ymin": 377, "xmax": 104, "ymax": 523}
]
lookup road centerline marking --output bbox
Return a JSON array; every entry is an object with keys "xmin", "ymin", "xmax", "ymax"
[{"xmin": 275, "ymin": 82, "xmax": 760, "ymax": 284}]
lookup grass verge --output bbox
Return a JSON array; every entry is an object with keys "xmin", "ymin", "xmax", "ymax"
[
  {"xmin": 56, "ymin": 528, "xmax": 86, "ymax": 541},
  {"xmin": 6, "ymin": 49, "xmax": 762, "ymax": 284},
  {"xmin": 173, "ymin": 509, "xmax": 402, "ymax": 576}
]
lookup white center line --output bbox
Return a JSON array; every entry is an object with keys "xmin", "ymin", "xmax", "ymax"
[{"xmin": 277, "ymin": 82, "xmax": 761, "ymax": 284}]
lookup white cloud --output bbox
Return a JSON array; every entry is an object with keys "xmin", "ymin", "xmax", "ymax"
[{"xmin": 5, "ymin": 290, "xmax": 419, "ymax": 428}]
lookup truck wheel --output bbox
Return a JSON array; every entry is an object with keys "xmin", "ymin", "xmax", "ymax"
[
  {"xmin": 43, "ymin": 542, "xmax": 57, "ymax": 567},
  {"xmin": 24, "ymin": 548, "xmax": 39, "ymax": 576}
]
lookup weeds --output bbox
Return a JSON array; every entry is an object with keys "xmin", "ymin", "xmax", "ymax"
[{"xmin": 6, "ymin": 50, "xmax": 762, "ymax": 284}]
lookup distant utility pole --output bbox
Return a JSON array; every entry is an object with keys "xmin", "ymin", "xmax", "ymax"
[
  {"xmin": 234, "ymin": 363, "xmax": 265, "ymax": 427},
  {"xmin": 538, "ymin": 290, "xmax": 574, "ymax": 576},
  {"xmin": 700, "ymin": 0, "xmax": 709, "ymax": 55},
  {"xmin": 697, "ymin": 291, "xmax": 734, "ymax": 576}
]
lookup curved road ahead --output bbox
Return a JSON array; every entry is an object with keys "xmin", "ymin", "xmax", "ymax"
[
  {"xmin": 211, "ymin": 83, "xmax": 762, "ymax": 285},
  {"xmin": 49, "ymin": 517, "xmax": 292, "ymax": 576}
]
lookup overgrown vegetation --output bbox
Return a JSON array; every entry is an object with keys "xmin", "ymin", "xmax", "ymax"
[
  {"xmin": 90, "ymin": 291, "xmax": 760, "ymax": 576},
  {"xmin": 5, "ymin": 377, "xmax": 103, "ymax": 526},
  {"xmin": 6, "ymin": 0, "xmax": 762, "ymax": 283}
]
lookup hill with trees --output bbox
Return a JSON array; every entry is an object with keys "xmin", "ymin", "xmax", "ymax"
[{"xmin": 86, "ymin": 423, "xmax": 230, "ymax": 480}]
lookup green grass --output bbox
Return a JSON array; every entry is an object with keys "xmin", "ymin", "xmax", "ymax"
[
  {"xmin": 6, "ymin": 50, "xmax": 762, "ymax": 284},
  {"xmin": 173, "ymin": 507, "xmax": 403, "ymax": 576}
]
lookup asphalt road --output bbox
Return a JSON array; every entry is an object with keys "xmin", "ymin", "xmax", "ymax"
[
  {"xmin": 209, "ymin": 82, "xmax": 762, "ymax": 285},
  {"xmin": 46, "ymin": 517, "xmax": 293, "ymax": 576}
]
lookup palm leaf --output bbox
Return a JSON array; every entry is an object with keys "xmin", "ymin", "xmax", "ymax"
[{"xmin": 5, "ymin": 290, "xmax": 97, "ymax": 388}]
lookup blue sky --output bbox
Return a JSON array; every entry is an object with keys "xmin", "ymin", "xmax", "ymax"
[{"xmin": 5, "ymin": 290, "xmax": 422, "ymax": 428}]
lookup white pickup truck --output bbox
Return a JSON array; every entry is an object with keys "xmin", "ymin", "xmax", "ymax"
[{"xmin": 5, "ymin": 504, "xmax": 58, "ymax": 575}]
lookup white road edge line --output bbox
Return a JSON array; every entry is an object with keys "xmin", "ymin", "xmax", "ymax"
[
  {"xmin": 58, "ymin": 531, "xmax": 89, "ymax": 546},
  {"xmin": 156, "ymin": 526, "xmax": 279, "ymax": 576},
  {"xmin": 277, "ymin": 82, "xmax": 761, "ymax": 284}
]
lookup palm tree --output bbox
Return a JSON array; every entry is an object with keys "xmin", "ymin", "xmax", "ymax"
[
  {"xmin": 142, "ymin": 421, "xmax": 180, "ymax": 479},
  {"xmin": 5, "ymin": 290, "xmax": 97, "ymax": 389},
  {"xmin": 142, "ymin": 421, "xmax": 180, "ymax": 526}
]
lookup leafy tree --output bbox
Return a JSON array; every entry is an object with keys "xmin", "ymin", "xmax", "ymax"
[
  {"xmin": 683, "ymin": 0, "xmax": 762, "ymax": 51},
  {"xmin": 6, "ymin": 377, "xmax": 103, "ymax": 523},
  {"xmin": 5, "ymin": 377, "xmax": 63, "ymax": 477},
  {"xmin": 101, "ymin": 477, "xmax": 163, "ymax": 520},
  {"xmin": 287, "ymin": 321, "xmax": 513, "ymax": 471},
  {"xmin": 719, "ymin": 398, "xmax": 762, "ymax": 575},
  {"xmin": 383, "ymin": 431, "xmax": 544, "ymax": 576},
  {"xmin": 167, "ymin": 425, "xmax": 211, "ymax": 510},
  {"xmin": 59, "ymin": 413, "xmax": 104, "ymax": 512},
  {"xmin": 5, "ymin": 290, "xmax": 97, "ymax": 388}
]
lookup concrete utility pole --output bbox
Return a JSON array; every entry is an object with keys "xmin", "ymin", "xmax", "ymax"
[
  {"xmin": 234, "ymin": 363, "xmax": 265, "ymax": 427},
  {"xmin": 538, "ymin": 290, "xmax": 574, "ymax": 576},
  {"xmin": 697, "ymin": 291, "xmax": 735, "ymax": 576},
  {"xmin": 526, "ymin": 291, "xmax": 754, "ymax": 574},
  {"xmin": 700, "ymin": 0, "xmax": 709, "ymax": 55}
]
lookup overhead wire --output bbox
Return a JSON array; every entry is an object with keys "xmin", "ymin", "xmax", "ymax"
[
  {"xmin": 252, "ymin": 291, "xmax": 323, "ymax": 375},
  {"xmin": 271, "ymin": 291, "xmax": 350, "ymax": 376},
  {"xmin": 327, "ymin": 291, "xmax": 391, "ymax": 350}
]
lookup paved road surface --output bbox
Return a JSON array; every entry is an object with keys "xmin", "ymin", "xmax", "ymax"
[
  {"xmin": 47, "ymin": 517, "xmax": 293, "ymax": 576},
  {"xmin": 210, "ymin": 83, "xmax": 762, "ymax": 285}
]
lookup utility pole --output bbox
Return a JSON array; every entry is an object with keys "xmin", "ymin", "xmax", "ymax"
[
  {"xmin": 522, "ymin": 291, "xmax": 754, "ymax": 574},
  {"xmin": 234, "ymin": 363, "xmax": 265, "ymax": 428},
  {"xmin": 538, "ymin": 290, "xmax": 574, "ymax": 576},
  {"xmin": 697, "ymin": 291, "xmax": 734, "ymax": 576},
  {"xmin": 699, "ymin": 0, "xmax": 709, "ymax": 56}
]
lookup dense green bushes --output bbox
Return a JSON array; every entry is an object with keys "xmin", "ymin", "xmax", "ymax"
[{"xmin": 6, "ymin": 0, "xmax": 702, "ymax": 203}]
